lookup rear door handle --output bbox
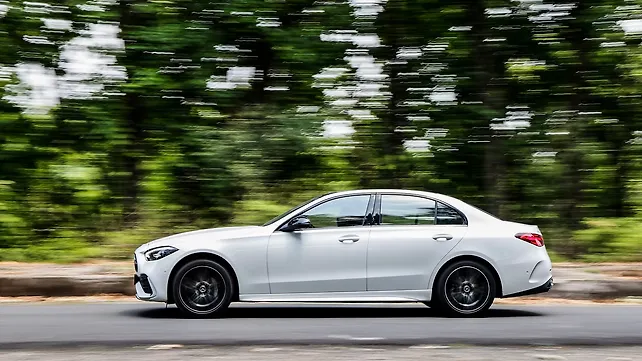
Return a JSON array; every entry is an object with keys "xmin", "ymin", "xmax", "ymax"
[
  {"xmin": 433, "ymin": 234, "xmax": 453, "ymax": 241},
  {"xmin": 339, "ymin": 235, "xmax": 360, "ymax": 243}
]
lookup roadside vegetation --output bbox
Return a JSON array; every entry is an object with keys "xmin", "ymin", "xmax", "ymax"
[{"xmin": 1, "ymin": 1, "xmax": 642, "ymax": 263}]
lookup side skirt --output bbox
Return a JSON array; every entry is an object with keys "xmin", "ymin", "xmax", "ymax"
[{"xmin": 239, "ymin": 290, "xmax": 432, "ymax": 303}]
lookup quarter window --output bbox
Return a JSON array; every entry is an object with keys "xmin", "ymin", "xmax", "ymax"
[
  {"xmin": 380, "ymin": 195, "xmax": 436, "ymax": 225},
  {"xmin": 298, "ymin": 195, "xmax": 371, "ymax": 228},
  {"xmin": 436, "ymin": 202, "xmax": 466, "ymax": 225}
]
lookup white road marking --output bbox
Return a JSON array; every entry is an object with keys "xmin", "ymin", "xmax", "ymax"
[
  {"xmin": 531, "ymin": 355, "xmax": 567, "ymax": 360},
  {"xmin": 409, "ymin": 345, "xmax": 451, "ymax": 349},
  {"xmin": 250, "ymin": 348, "xmax": 284, "ymax": 352},
  {"xmin": 327, "ymin": 335, "xmax": 385, "ymax": 341},
  {"xmin": 146, "ymin": 344, "xmax": 184, "ymax": 350}
]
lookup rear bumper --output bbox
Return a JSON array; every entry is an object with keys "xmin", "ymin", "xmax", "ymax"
[{"xmin": 502, "ymin": 277, "xmax": 554, "ymax": 298}]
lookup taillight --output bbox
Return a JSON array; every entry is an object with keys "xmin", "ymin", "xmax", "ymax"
[{"xmin": 516, "ymin": 233, "xmax": 544, "ymax": 247}]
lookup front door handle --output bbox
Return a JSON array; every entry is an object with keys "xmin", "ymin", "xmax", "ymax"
[
  {"xmin": 339, "ymin": 235, "xmax": 360, "ymax": 243},
  {"xmin": 433, "ymin": 234, "xmax": 453, "ymax": 241}
]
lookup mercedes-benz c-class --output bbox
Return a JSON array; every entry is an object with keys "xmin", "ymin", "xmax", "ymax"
[{"xmin": 133, "ymin": 189, "xmax": 553, "ymax": 317}]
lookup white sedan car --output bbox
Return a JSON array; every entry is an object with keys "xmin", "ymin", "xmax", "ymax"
[{"xmin": 134, "ymin": 189, "xmax": 553, "ymax": 317}]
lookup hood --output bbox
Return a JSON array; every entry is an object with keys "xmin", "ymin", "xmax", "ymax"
[{"xmin": 137, "ymin": 226, "xmax": 263, "ymax": 252}]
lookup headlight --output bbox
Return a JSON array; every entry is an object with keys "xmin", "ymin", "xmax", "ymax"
[{"xmin": 144, "ymin": 246, "xmax": 178, "ymax": 261}]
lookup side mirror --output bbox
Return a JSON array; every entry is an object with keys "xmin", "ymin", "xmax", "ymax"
[{"xmin": 281, "ymin": 216, "xmax": 313, "ymax": 232}]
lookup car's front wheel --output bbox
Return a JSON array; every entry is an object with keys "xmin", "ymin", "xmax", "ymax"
[
  {"xmin": 432, "ymin": 260, "xmax": 496, "ymax": 317},
  {"xmin": 172, "ymin": 259, "xmax": 234, "ymax": 318}
]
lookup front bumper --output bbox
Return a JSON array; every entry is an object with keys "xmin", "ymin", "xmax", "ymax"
[
  {"xmin": 133, "ymin": 274, "xmax": 154, "ymax": 295},
  {"xmin": 133, "ymin": 251, "xmax": 179, "ymax": 302}
]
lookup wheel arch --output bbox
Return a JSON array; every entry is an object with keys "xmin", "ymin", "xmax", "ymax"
[
  {"xmin": 431, "ymin": 255, "xmax": 503, "ymax": 298},
  {"xmin": 167, "ymin": 252, "xmax": 240, "ymax": 304}
]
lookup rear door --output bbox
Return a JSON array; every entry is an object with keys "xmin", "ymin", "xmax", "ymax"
[{"xmin": 366, "ymin": 193, "xmax": 468, "ymax": 291}]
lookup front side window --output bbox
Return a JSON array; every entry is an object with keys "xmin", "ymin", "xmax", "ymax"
[
  {"xmin": 380, "ymin": 195, "xmax": 436, "ymax": 225},
  {"xmin": 298, "ymin": 195, "xmax": 371, "ymax": 228}
]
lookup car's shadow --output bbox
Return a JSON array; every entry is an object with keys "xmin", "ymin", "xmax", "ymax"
[{"xmin": 124, "ymin": 303, "xmax": 543, "ymax": 319}]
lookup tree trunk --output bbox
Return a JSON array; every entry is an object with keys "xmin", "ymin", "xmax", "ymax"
[
  {"xmin": 121, "ymin": 92, "xmax": 145, "ymax": 224},
  {"xmin": 118, "ymin": 0, "xmax": 145, "ymax": 225},
  {"xmin": 469, "ymin": 0, "xmax": 507, "ymax": 217}
]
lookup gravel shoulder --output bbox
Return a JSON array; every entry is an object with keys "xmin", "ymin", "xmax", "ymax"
[{"xmin": 1, "ymin": 346, "xmax": 641, "ymax": 361}]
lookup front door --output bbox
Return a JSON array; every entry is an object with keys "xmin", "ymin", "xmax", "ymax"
[{"xmin": 267, "ymin": 194, "xmax": 373, "ymax": 294}]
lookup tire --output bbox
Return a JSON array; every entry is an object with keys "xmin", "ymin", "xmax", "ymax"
[
  {"xmin": 172, "ymin": 259, "xmax": 235, "ymax": 318},
  {"xmin": 432, "ymin": 260, "xmax": 496, "ymax": 317}
]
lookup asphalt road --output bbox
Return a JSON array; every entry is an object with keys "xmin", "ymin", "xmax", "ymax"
[{"xmin": 1, "ymin": 302, "xmax": 642, "ymax": 348}]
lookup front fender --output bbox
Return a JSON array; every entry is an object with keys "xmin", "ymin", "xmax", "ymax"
[{"xmin": 168, "ymin": 237, "xmax": 270, "ymax": 295}]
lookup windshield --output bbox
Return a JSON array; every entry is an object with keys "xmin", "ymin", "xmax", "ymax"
[{"xmin": 261, "ymin": 193, "xmax": 329, "ymax": 226}]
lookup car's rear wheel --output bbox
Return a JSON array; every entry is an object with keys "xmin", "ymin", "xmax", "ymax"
[
  {"xmin": 172, "ymin": 259, "xmax": 234, "ymax": 318},
  {"xmin": 432, "ymin": 260, "xmax": 496, "ymax": 317}
]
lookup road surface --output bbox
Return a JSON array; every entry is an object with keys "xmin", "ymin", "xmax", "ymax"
[{"xmin": 1, "ymin": 302, "xmax": 642, "ymax": 348}]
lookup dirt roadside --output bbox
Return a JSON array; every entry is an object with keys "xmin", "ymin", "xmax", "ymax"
[{"xmin": 1, "ymin": 261, "xmax": 642, "ymax": 300}]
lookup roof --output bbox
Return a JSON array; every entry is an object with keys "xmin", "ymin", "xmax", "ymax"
[{"xmin": 325, "ymin": 188, "xmax": 447, "ymax": 198}]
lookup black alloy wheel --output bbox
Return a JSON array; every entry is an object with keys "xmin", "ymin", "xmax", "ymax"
[
  {"xmin": 432, "ymin": 260, "xmax": 496, "ymax": 317},
  {"xmin": 172, "ymin": 259, "xmax": 234, "ymax": 317}
]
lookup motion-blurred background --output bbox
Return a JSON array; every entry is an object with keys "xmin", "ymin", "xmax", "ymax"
[{"xmin": 1, "ymin": 0, "xmax": 641, "ymax": 263}]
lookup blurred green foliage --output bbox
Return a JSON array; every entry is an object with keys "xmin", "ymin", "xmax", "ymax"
[{"xmin": 1, "ymin": 0, "xmax": 642, "ymax": 262}]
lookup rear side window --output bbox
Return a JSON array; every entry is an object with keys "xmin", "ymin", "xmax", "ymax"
[
  {"xmin": 380, "ymin": 195, "xmax": 436, "ymax": 225},
  {"xmin": 436, "ymin": 202, "xmax": 466, "ymax": 225}
]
